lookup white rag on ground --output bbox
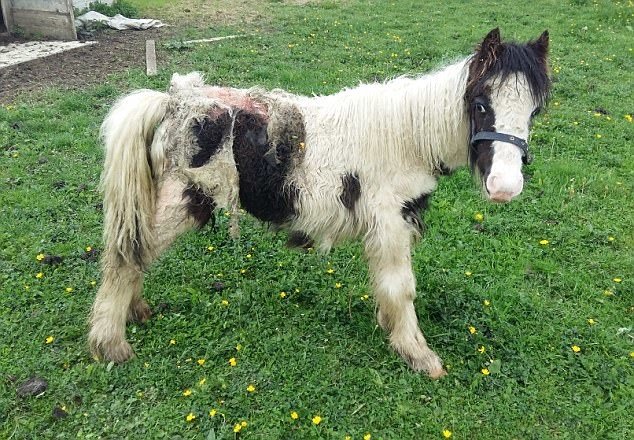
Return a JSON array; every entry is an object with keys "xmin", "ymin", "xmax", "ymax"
[{"xmin": 75, "ymin": 11, "xmax": 166, "ymax": 31}]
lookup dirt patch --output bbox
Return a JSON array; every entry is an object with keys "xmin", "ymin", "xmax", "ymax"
[{"xmin": 0, "ymin": 28, "xmax": 166, "ymax": 103}]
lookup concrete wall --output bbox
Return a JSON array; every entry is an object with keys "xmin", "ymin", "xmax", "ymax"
[{"xmin": 2, "ymin": 0, "xmax": 77, "ymax": 40}]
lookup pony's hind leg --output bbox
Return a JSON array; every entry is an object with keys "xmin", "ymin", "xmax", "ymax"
[
  {"xmin": 365, "ymin": 218, "xmax": 446, "ymax": 378},
  {"xmin": 90, "ymin": 176, "xmax": 212, "ymax": 362}
]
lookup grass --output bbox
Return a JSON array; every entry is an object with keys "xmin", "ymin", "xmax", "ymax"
[{"xmin": 1, "ymin": 0, "xmax": 633, "ymax": 438}]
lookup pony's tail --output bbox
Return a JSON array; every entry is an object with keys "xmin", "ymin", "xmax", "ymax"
[{"xmin": 100, "ymin": 89, "xmax": 169, "ymax": 269}]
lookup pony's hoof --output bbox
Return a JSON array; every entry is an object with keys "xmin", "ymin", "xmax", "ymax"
[
  {"xmin": 127, "ymin": 299, "xmax": 152, "ymax": 323},
  {"xmin": 89, "ymin": 335, "xmax": 135, "ymax": 363},
  {"xmin": 391, "ymin": 333, "xmax": 446, "ymax": 378}
]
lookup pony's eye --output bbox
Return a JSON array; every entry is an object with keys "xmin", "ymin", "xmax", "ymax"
[{"xmin": 475, "ymin": 103, "xmax": 487, "ymax": 113}]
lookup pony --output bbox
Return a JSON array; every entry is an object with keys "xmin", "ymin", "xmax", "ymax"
[{"xmin": 89, "ymin": 28, "xmax": 550, "ymax": 378}]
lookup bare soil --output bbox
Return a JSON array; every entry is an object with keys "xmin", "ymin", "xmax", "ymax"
[{"xmin": 0, "ymin": 28, "xmax": 167, "ymax": 103}]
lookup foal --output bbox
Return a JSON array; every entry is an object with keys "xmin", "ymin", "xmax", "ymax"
[{"xmin": 89, "ymin": 29, "xmax": 550, "ymax": 378}]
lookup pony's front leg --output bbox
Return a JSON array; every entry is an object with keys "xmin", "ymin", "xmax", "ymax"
[{"xmin": 365, "ymin": 221, "xmax": 446, "ymax": 378}]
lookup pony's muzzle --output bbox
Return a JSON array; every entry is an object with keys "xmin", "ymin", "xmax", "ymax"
[{"xmin": 485, "ymin": 173, "xmax": 524, "ymax": 203}]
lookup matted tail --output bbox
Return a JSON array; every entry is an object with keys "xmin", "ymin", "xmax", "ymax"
[{"xmin": 100, "ymin": 89, "xmax": 169, "ymax": 269}]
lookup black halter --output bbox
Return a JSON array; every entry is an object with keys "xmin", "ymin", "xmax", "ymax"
[{"xmin": 470, "ymin": 131, "xmax": 533, "ymax": 165}]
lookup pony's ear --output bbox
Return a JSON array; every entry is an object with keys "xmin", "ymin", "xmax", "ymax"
[
  {"xmin": 479, "ymin": 28, "xmax": 502, "ymax": 59},
  {"xmin": 530, "ymin": 30, "xmax": 549, "ymax": 58}
]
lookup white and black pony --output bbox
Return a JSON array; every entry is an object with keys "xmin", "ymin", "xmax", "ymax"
[{"xmin": 89, "ymin": 29, "xmax": 550, "ymax": 378}]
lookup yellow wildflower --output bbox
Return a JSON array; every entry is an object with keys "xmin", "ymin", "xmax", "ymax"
[
  {"xmin": 539, "ymin": 239, "xmax": 549, "ymax": 245},
  {"xmin": 335, "ymin": 282, "xmax": 342, "ymax": 289},
  {"xmin": 629, "ymin": 352, "xmax": 634, "ymax": 358},
  {"xmin": 442, "ymin": 430, "xmax": 453, "ymax": 438},
  {"xmin": 236, "ymin": 344, "xmax": 242, "ymax": 351},
  {"xmin": 468, "ymin": 326, "xmax": 477, "ymax": 335},
  {"xmin": 246, "ymin": 384, "xmax": 256, "ymax": 393},
  {"xmin": 246, "ymin": 253, "xmax": 252, "ymax": 259},
  {"xmin": 169, "ymin": 339, "xmax": 176, "ymax": 345},
  {"xmin": 360, "ymin": 294, "xmax": 369, "ymax": 301},
  {"xmin": 607, "ymin": 236, "xmax": 615, "ymax": 242},
  {"xmin": 207, "ymin": 245, "xmax": 215, "ymax": 251},
  {"xmin": 473, "ymin": 212, "xmax": 484, "ymax": 222},
  {"xmin": 312, "ymin": 415, "xmax": 322, "ymax": 425},
  {"xmin": 36, "ymin": 253, "xmax": 45, "ymax": 261},
  {"xmin": 36, "ymin": 272, "xmax": 44, "ymax": 279},
  {"xmin": 240, "ymin": 269, "xmax": 247, "ymax": 274},
  {"xmin": 241, "ymin": 421, "xmax": 247, "ymax": 427},
  {"xmin": 183, "ymin": 389, "xmax": 192, "ymax": 397},
  {"xmin": 198, "ymin": 378, "xmax": 206, "ymax": 386},
  {"xmin": 221, "ymin": 299, "xmax": 229, "ymax": 306},
  {"xmin": 186, "ymin": 413, "xmax": 196, "ymax": 422},
  {"xmin": 478, "ymin": 345, "xmax": 486, "ymax": 354},
  {"xmin": 229, "ymin": 357, "xmax": 237, "ymax": 367},
  {"xmin": 364, "ymin": 434, "xmax": 372, "ymax": 440},
  {"xmin": 65, "ymin": 287, "xmax": 73, "ymax": 293},
  {"xmin": 290, "ymin": 411, "xmax": 299, "ymax": 420},
  {"xmin": 85, "ymin": 246, "xmax": 92, "ymax": 252},
  {"xmin": 209, "ymin": 409, "xmax": 217, "ymax": 417},
  {"xmin": 572, "ymin": 345, "xmax": 581, "ymax": 353},
  {"xmin": 90, "ymin": 280, "xmax": 97, "ymax": 286},
  {"xmin": 45, "ymin": 336, "xmax": 54, "ymax": 344},
  {"xmin": 587, "ymin": 318, "xmax": 596, "ymax": 325},
  {"xmin": 613, "ymin": 277, "xmax": 622, "ymax": 283},
  {"xmin": 481, "ymin": 368, "xmax": 490, "ymax": 375},
  {"xmin": 483, "ymin": 299, "xmax": 490, "ymax": 306},
  {"xmin": 465, "ymin": 271, "xmax": 472, "ymax": 276},
  {"xmin": 197, "ymin": 358, "xmax": 205, "ymax": 366},
  {"xmin": 603, "ymin": 290, "xmax": 614, "ymax": 296},
  {"xmin": 624, "ymin": 114, "xmax": 632, "ymax": 123},
  {"xmin": 326, "ymin": 268, "xmax": 335, "ymax": 274},
  {"xmin": 233, "ymin": 423, "xmax": 242, "ymax": 433},
  {"xmin": 280, "ymin": 291, "xmax": 287, "ymax": 298}
]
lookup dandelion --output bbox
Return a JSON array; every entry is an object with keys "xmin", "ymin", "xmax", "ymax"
[
  {"xmin": 246, "ymin": 384, "xmax": 256, "ymax": 393},
  {"xmin": 468, "ymin": 326, "xmax": 477, "ymax": 335},
  {"xmin": 481, "ymin": 368, "xmax": 490, "ymax": 375},
  {"xmin": 442, "ymin": 430, "xmax": 453, "ymax": 438},
  {"xmin": 364, "ymin": 434, "xmax": 372, "ymax": 440},
  {"xmin": 613, "ymin": 277, "xmax": 622, "ymax": 283},
  {"xmin": 572, "ymin": 345, "xmax": 581, "ymax": 353},
  {"xmin": 45, "ymin": 336, "xmax": 54, "ymax": 344},
  {"xmin": 186, "ymin": 413, "xmax": 196, "ymax": 422},
  {"xmin": 290, "ymin": 411, "xmax": 299, "ymax": 420},
  {"xmin": 279, "ymin": 291, "xmax": 287, "ymax": 298},
  {"xmin": 209, "ymin": 409, "xmax": 217, "ymax": 417},
  {"xmin": 483, "ymin": 299, "xmax": 490, "ymax": 306},
  {"xmin": 65, "ymin": 287, "xmax": 73, "ymax": 293},
  {"xmin": 183, "ymin": 389, "xmax": 192, "ymax": 397},
  {"xmin": 473, "ymin": 212, "xmax": 484, "ymax": 222},
  {"xmin": 539, "ymin": 239, "xmax": 549, "ymax": 245},
  {"xmin": 36, "ymin": 253, "xmax": 45, "ymax": 261},
  {"xmin": 587, "ymin": 318, "xmax": 596, "ymax": 325},
  {"xmin": 234, "ymin": 423, "xmax": 242, "ymax": 433},
  {"xmin": 169, "ymin": 339, "xmax": 176, "ymax": 345},
  {"xmin": 36, "ymin": 272, "xmax": 44, "ymax": 279},
  {"xmin": 312, "ymin": 415, "xmax": 322, "ymax": 425},
  {"xmin": 334, "ymin": 282, "xmax": 342, "ymax": 289},
  {"xmin": 197, "ymin": 358, "xmax": 206, "ymax": 366},
  {"xmin": 478, "ymin": 345, "xmax": 486, "ymax": 354},
  {"xmin": 229, "ymin": 357, "xmax": 237, "ymax": 367}
]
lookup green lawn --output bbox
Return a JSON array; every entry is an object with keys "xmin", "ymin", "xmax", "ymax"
[{"xmin": 1, "ymin": 0, "xmax": 632, "ymax": 438}]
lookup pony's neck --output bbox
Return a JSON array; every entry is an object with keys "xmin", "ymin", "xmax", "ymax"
[{"xmin": 321, "ymin": 58, "xmax": 471, "ymax": 172}]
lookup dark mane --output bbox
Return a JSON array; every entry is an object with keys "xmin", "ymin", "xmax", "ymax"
[{"xmin": 466, "ymin": 37, "xmax": 551, "ymax": 106}]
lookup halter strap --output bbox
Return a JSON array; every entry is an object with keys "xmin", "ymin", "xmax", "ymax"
[{"xmin": 470, "ymin": 131, "xmax": 533, "ymax": 165}]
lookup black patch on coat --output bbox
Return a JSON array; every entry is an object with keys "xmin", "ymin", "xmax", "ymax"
[
  {"xmin": 340, "ymin": 172, "xmax": 361, "ymax": 210},
  {"xmin": 286, "ymin": 231, "xmax": 314, "ymax": 250},
  {"xmin": 190, "ymin": 112, "xmax": 232, "ymax": 168},
  {"xmin": 183, "ymin": 186, "xmax": 216, "ymax": 227},
  {"xmin": 435, "ymin": 162, "xmax": 453, "ymax": 176},
  {"xmin": 401, "ymin": 193, "xmax": 430, "ymax": 234},
  {"xmin": 468, "ymin": 95, "xmax": 495, "ymax": 180},
  {"xmin": 232, "ymin": 112, "xmax": 299, "ymax": 224}
]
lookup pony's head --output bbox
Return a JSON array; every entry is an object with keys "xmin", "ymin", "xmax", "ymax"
[{"xmin": 466, "ymin": 28, "xmax": 550, "ymax": 203}]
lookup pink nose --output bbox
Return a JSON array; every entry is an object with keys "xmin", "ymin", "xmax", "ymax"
[{"xmin": 488, "ymin": 192, "xmax": 514, "ymax": 203}]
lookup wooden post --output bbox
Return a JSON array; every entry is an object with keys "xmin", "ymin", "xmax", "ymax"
[{"xmin": 146, "ymin": 39, "xmax": 157, "ymax": 76}]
